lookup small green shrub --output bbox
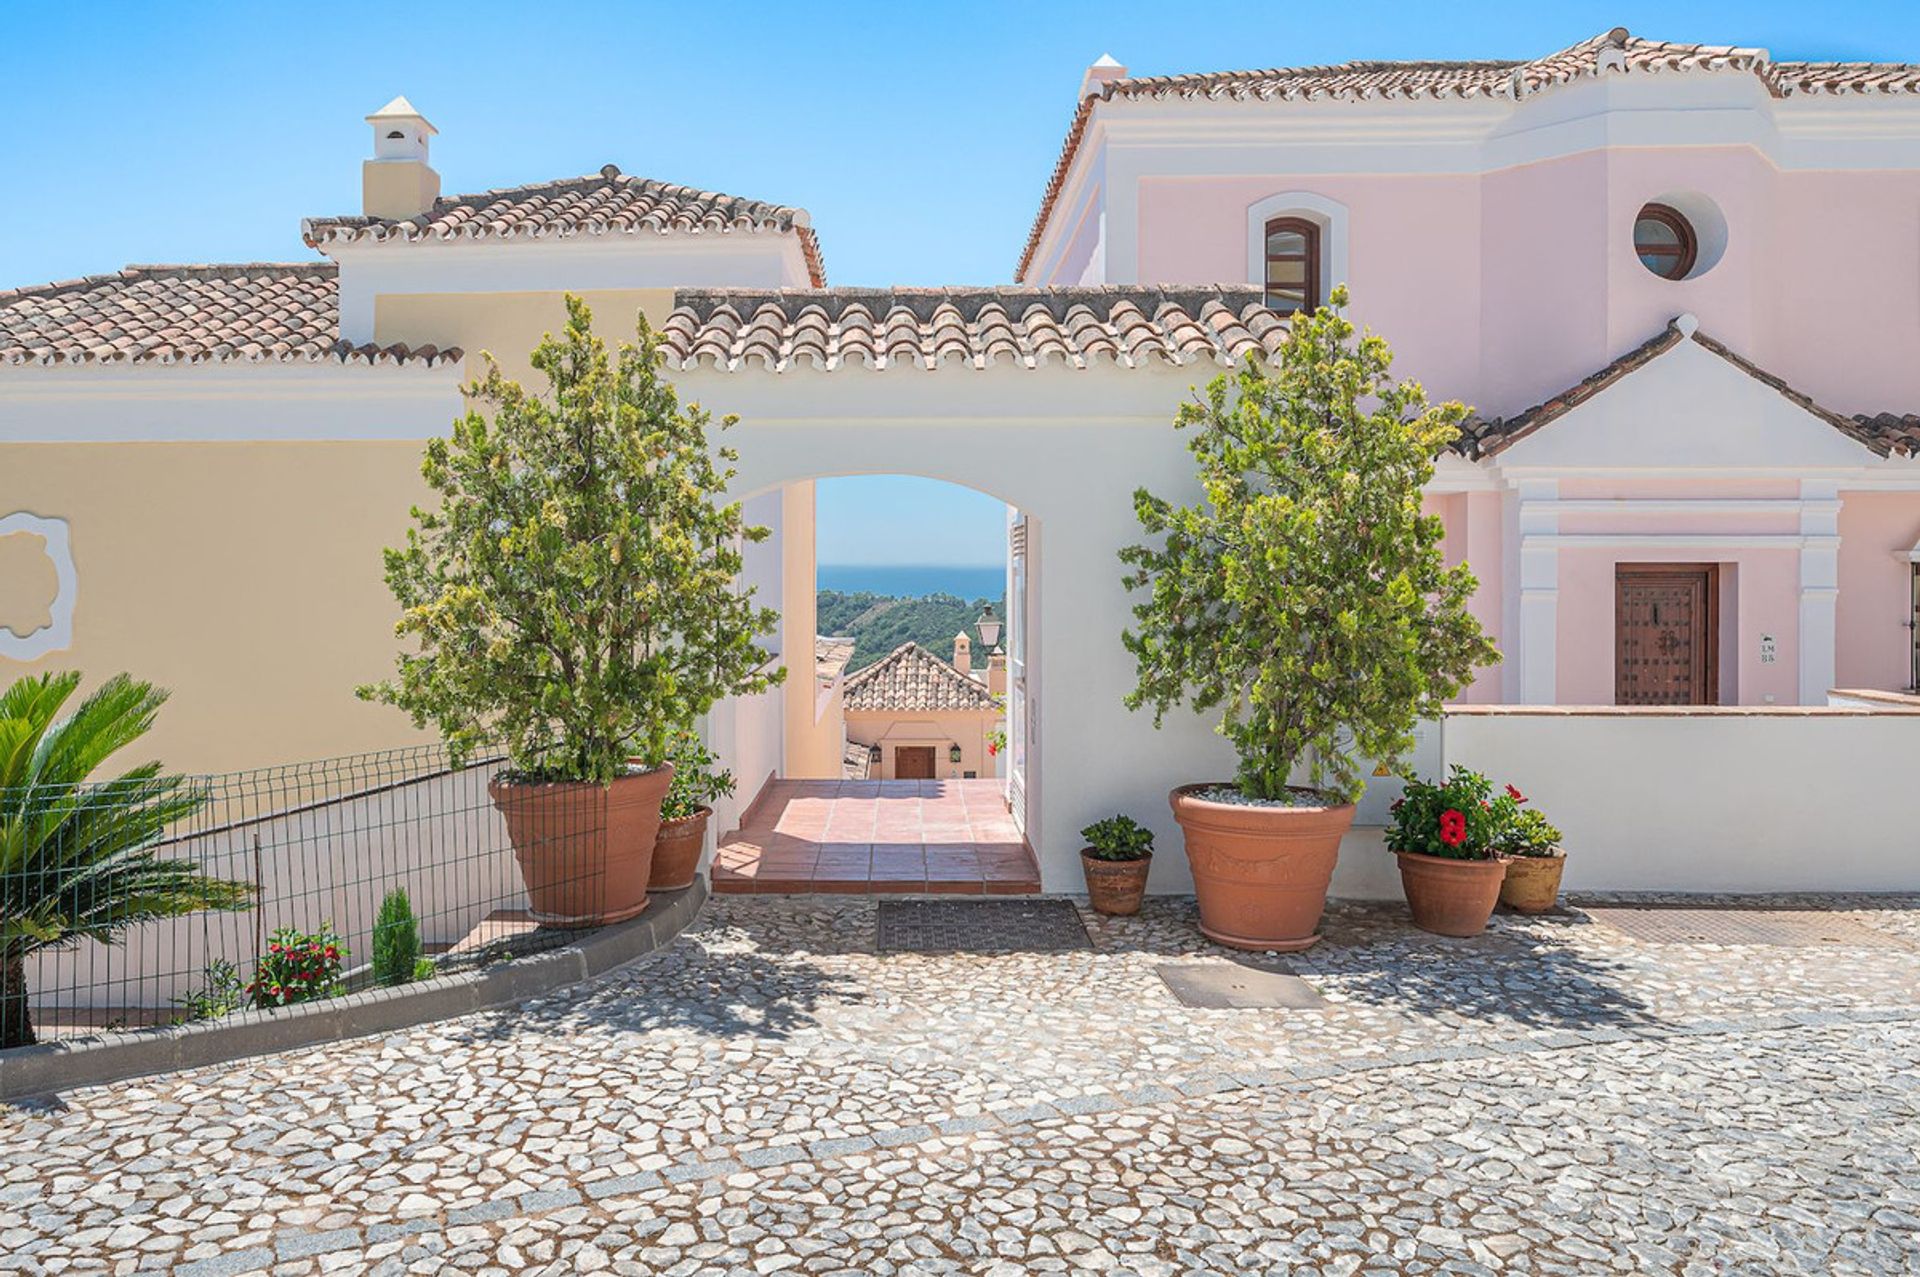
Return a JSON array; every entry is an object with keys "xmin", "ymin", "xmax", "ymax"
[
  {"xmin": 1080, "ymin": 815, "xmax": 1155, "ymax": 862},
  {"xmin": 371, "ymin": 889, "xmax": 423, "ymax": 987},
  {"xmin": 661, "ymin": 733, "xmax": 737, "ymax": 822},
  {"xmin": 247, "ymin": 924, "xmax": 348, "ymax": 1008},
  {"xmin": 172, "ymin": 959, "xmax": 243, "ymax": 1024},
  {"xmin": 1385, "ymin": 767, "xmax": 1515, "ymax": 861},
  {"xmin": 1500, "ymin": 805, "xmax": 1564, "ymax": 858},
  {"xmin": 412, "ymin": 956, "xmax": 437, "ymax": 982}
]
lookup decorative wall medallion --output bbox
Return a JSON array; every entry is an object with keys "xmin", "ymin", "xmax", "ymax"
[{"xmin": 0, "ymin": 514, "xmax": 77, "ymax": 660}]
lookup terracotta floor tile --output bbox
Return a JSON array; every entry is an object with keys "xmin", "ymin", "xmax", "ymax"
[
  {"xmin": 922, "ymin": 877, "xmax": 985, "ymax": 894},
  {"xmin": 867, "ymin": 877, "xmax": 925, "ymax": 894}
]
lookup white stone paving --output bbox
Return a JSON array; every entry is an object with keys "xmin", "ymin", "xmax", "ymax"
[{"xmin": 3, "ymin": 894, "xmax": 1919, "ymax": 1274}]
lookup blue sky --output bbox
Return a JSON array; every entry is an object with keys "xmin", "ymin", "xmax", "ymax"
[{"xmin": 4, "ymin": 0, "xmax": 1916, "ymax": 562}]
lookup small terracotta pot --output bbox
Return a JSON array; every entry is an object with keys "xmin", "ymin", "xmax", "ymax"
[
  {"xmin": 488, "ymin": 764, "xmax": 673, "ymax": 927},
  {"xmin": 1170, "ymin": 784, "xmax": 1355, "ymax": 952},
  {"xmin": 1499, "ymin": 854, "xmax": 1566, "ymax": 914},
  {"xmin": 649, "ymin": 806, "xmax": 712, "ymax": 891},
  {"xmin": 1081, "ymin": 850, "xmax": 1151, "ymax": 916},
  {"xmin": 1396, "ymin": 850, "xmax": 1507, "ymax": 937}
]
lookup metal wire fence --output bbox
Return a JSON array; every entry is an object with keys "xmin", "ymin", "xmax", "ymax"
[{"xmin": 1, "ymin": 744, "xmax": 619, "ymax": 1049}]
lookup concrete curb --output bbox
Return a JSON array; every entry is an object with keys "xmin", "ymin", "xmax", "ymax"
[{"xmin": 0, "ymin": 879, "xmax": 707, "ymax": 1103}]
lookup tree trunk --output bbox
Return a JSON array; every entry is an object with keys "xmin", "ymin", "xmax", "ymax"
[{"xmin": 1, "ymin": 952, "xmax": 34, "ymax": 1050}]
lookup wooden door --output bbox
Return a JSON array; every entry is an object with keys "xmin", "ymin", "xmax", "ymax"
[
  {"xmin": 893, "ymin": 746, "xmax": 937, "ymax": 780},
  {"xmin": 1615, "ymin": 564, "xmax": 1719, "ymax": 706}
]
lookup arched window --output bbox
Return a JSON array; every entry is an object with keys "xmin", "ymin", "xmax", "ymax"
[
  {"xmin": 1264, "ymin": 217, "xmax": 1320, "ymax": 314},
  {"xmin": 1633, "ymin": 203, "xmax": 1697, "ymax": 280}
]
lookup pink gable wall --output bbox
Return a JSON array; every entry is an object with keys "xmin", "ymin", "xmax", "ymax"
[{"xmin": 1837, "ymin": 493, "xmax": 1920, "ymax": 690}]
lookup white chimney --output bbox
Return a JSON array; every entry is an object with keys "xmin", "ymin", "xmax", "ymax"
[
  {"xmin": 362, "ymin": 96, "xmax": 440, "ymax": 220},
  {"xmin": 952, "ymin": 632, "xmax": 972, "ymax": 676},
  {"xmin": 1079, "ymin": 54, "xmax": 1127, "ymax": 101}
]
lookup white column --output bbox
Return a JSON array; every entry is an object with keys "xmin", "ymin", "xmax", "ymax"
[
  {"xmin": 1798, "ymin": 480, "xmax": 1842, "ymax": 704},
  {"xmin": 1517, "ymin": 479, "xmax": 1560, "ymax": 704}
]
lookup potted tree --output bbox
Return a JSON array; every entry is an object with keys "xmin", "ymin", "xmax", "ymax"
[
  {"xmin": 364, "ymin": 297, "xmax": 781, "ymax": 927},
  {"xmin": 1385, "ymin": 768, "xmax": 1511, "ymax": 936},
  {"xmin": 1496, "ymin": 793, "xmax": 1566, "ymax": 914},
  {"xmin": 1079, "ymin": 815, "xmax": 1154, "ymax": 916},
  {"xmin": 648, "ymin": 732, "xmax": 737, "ymax": 892},
  {"xmin": 1121, "ymin": 288, "xmax": 1496, "ymax": 951},
  {"xmin": 0, "ymin": 672, "xmax": 253, "ymax": 1048}
]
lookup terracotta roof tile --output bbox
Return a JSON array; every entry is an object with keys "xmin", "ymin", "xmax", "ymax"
[
  {"xmin": 815, "ymin": 636, "xmax": 856, "ymax": 681},
  {"xmin": 303, "ymin": 164, "xmax": 826, "ymax": 287},
  {"xmin": 1460, "ymin": 318, "xmax": 1918, "ymax": 460},
  {"xmin": 0, "ymin": 263, "xmax": 460, "ymax": 369},
  {"xmin": 1017, "ymin": 28, "xmax": 1920, "ymax": 280},
  {"xmin": 843, "ymin": 642, "xmax": 998, "ymax": 714},
  {"xmin": 659, "ymin": 286, "xmax": 1288, "ymax": 372}
]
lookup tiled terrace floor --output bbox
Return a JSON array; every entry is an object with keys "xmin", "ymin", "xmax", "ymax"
[{"xmin": 713, "ymin": 778, "xmax": 1040, "ymax": 894}]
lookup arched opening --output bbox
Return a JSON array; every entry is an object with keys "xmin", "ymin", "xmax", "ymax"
[{"xmin": 708, "ymin": 472, "xmax": 1043, "ymax": 895}]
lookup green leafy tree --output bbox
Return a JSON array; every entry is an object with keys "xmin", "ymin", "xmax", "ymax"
[
  {"xmin": 0, "ymin": 672, "xmax": 253, "ymax": 1048},
  {"xmin": 361, "ymin": 296, "xmax": 784, "ymax": 783},
  {"xmin": 1120, "ymin": 289, "xmax": 1498, "ymax": 803},
  {"xmin": 371, "ymin": 888, "xmax": 422, "ymax": 987}
]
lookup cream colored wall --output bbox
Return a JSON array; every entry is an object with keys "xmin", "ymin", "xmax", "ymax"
[
  {"xmin": 845, "ymin": 707, "xmax": 1000, "ymax": 780},
  {"xmin": 0, "ymin": 441, "xmax": 434, "ymax": 773},
  {"xmin": 778, "ymin": 480, "xmax": 850, "ymax": 779},
  {"xmin": 374, "ymin": 290, "xmax": 677, "ymax": 386}
]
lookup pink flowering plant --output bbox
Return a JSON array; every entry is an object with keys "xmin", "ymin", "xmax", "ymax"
[
  {"xmin": 247, "ymin": 924, "xmax": 348, "ymax": 1008},
  {"xmin": 1385, "ymin": 767, "xmax": 1517, "ymax": 862}
]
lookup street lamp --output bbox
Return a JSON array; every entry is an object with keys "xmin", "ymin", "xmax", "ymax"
[{"xmin": 975, "ymin": 604, "xmax": 1002, "ymax": 650}]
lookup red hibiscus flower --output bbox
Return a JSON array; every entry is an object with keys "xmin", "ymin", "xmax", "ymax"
[
  {"xmin": 1438, "ymin": 809, "xmax": 1468, "ymax": 847},
  {"xmin": 1505, "ymin": 784, "xmax": 1527, "ymax": 804}
]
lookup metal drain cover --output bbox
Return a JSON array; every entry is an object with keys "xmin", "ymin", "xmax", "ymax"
[
  {"xmin": 1156, "ymin": 961, "xmax": 1328, "ymax": 1009},
  {"xmin": 1585, "ymin": 907, "xmax": 1906, "ymax": 948},
  {"xmin": 876, "ymin": 898, "xmax": 1092, "ymax": 954}
]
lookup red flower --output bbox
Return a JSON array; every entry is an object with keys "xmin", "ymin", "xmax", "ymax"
[
  {"xmin": 1438, "ymin": 809, "xmax": 1468, "ymax": 847},
  {"xmin": 1505, "ymin": 784, "xmax": 1527, "ymax": 804}
]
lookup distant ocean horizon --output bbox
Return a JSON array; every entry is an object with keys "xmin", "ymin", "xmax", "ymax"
[{"xmin": 817, "ymin": 563, "xmax": 1006, "ymax": 599}]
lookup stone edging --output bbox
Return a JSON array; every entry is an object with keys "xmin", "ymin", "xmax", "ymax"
[{"xmin": 0, "ymin": 880, "xmax": 708, "ymax": 1104}]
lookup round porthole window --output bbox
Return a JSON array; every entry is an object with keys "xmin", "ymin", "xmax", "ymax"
[{"xmin": 1634, "ymin": 203, "xmax": 1698, "ymax": 280}]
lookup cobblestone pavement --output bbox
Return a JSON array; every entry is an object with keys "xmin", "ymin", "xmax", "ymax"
[{"xmin": 5, "ymin": 894, "xmax": 1920, "ymax": 1274}]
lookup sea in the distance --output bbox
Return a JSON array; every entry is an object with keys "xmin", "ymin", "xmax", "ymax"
[{"xmin": 817, "ymin": 563, "xmax": 1006, "ymax": 599}]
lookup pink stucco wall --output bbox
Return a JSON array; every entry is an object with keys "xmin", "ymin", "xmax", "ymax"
[
  {"xmin": 1427, "ymin": 491, "xmax": 1505, "ymax": 703},
  {"xmin": 1837, "ymin": 492, "xmax": 1920, "ymax": 691}
]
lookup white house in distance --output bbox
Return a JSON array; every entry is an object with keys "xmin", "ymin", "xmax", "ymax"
[{"xmin": 4, "ymin": 33, "xmax": 1920, "ymax": 900}]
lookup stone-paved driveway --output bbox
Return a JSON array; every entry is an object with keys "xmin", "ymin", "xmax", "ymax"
[{"xmin": 4, "ymin": 895, "xmax": 1920, "ymax": 1275}]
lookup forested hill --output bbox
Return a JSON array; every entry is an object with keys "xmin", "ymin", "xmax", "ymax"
[{"xmin": 817, "ymin": 590, "xmax": 1008, "ymax": 673}]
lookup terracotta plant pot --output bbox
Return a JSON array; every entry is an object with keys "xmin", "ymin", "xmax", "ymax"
[
  {"xmin": 488, "ymin": 764, "xmax": 673, "ymax": 927},
  {"xmin": 1396, "ymin": 850, "xmax": 1507, "ymax": 937},
  {"xmin": 1499, "ymin": 854, "xmax": 1566, "ymax": 914},
  {"xmin": 1081, "ymin": 850, "xmax": 1151, "ymax": 917},
  {"xmin": 1169, "ymin": 784, "xmax": 1355, "ymax": 952},
  {"xmin": 649, "ymin": 805, "xmax": 712, "ymax": 892}
]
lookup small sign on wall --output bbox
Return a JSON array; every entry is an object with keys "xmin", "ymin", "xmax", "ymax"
[{"xmin": 1759, "ymin": 634, "xmax": 1777, "ymax": 665}]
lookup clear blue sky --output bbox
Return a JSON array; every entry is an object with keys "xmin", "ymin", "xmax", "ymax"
[{"xmin": 4, "ymin": 0, "xmax": 1914, "ymax": 561}]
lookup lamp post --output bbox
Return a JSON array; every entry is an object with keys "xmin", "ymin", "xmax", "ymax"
[{"xmin": 975, "ymin": 604, "xmax": 1002, "ymax": 650}]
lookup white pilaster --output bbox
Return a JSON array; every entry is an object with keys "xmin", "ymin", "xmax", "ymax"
[
  {"xmin": 1516, "ymin": 479, "xmax": 1560, "ymax": 703},
  {"xmin": 1798, "ymin": 480, "xmax": 1842, "ymax": 704}
]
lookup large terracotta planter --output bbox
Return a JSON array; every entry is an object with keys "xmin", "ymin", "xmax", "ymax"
[
  {"xmin": 1499, "ymin": 854, "xmax": 1566, "ymax": 914},
  {"xmin": 488, "ymin": 765, "xmax": 673, "ymax": 927},
  {"xmin": 1081, "ymin": 850, "xmax": 1151, "ymax": 917},
  {"xmin": 1396, "ymin": 850, "xmax": 1506, "ymax": 937},
  {"xmin": 649, "ymin": 806, "xmax": 712, "ymax": 891},
  {"xmin": 1169, "ymin": 784, "xmax": 1355, "ymax": 952}
]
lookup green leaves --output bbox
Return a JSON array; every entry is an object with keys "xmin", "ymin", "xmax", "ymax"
[
  {"xmin": 1120, "ymin": 288, "xmax": 1499, "ymax": 803},
  {"xmin": 360, "ymin": 296, "xmax": 783, "ymax": 784}
]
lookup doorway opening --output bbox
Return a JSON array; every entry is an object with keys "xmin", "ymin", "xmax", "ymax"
[{"xmin": 1614, "ymin": 563, "xmax": 1721, "ymax": 706}]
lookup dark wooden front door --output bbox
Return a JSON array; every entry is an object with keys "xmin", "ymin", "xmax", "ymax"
[
  {"xmin": 893, "ymin": 746, "xmax": 937, "ymax": 780},
  {"xmin": 1615, "ymin": 564, "xmax": 1719, "ymax": 706}
]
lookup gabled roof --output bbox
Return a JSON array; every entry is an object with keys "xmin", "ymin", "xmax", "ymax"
[
  {"xmin": 1017, "ymin": 28, "xmax": 1920, "ymax": 280},
  {"xmin": 0, "ymin": 263, "xmax": 459, "ymax": 369},
  {"xmin": 302, "ymin": 164, "xmax": 827, "ymax": 286},
  {"xmin": 658, "ymin": 285, "xmax": 1287, "ymax": 372},
  {"xmin": 1458, "ymin": 316, "xmax": 1919, "ymax": 460},
  {"xmin": 843, "ymin": 642, "xmax": 998, "ymax": 714}
]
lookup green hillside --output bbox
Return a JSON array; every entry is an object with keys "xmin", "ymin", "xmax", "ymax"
[{"xmin": 818, "ymin": 590, "xmax": 1007, "ymax": 672}]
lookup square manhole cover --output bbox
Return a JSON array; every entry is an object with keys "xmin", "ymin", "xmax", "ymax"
[
  {"xmin": 1156, "ymin": 961, "xmax": 1328, "ymax": 1009},
  {"xmin": 1585, "ymin": 907, "xmax": 1906, "ymax": 949},
  {"xmin": 876, "ymin": 898, "xmax": 1092, "ymax": 954}
]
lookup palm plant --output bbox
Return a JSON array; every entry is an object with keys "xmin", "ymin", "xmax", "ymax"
[{"xmin": 0, "ymin": 672, "xmax": 253, "ymax": 1048}]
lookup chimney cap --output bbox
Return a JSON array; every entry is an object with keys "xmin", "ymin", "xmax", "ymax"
[{"xmin": 366, "ymin": 95, "xmax": 438, "ymax": 134}]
